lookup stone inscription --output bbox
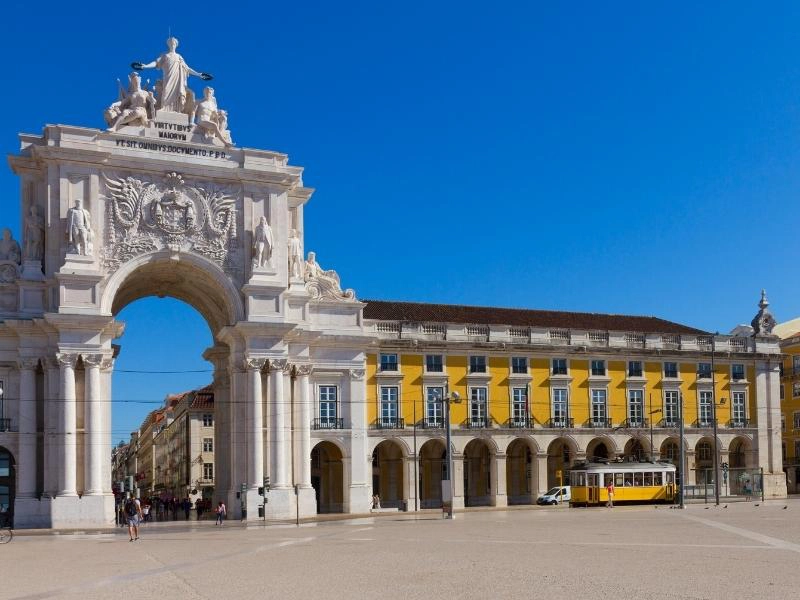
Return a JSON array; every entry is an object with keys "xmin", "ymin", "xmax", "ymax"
[
  {"xmin": 155, "ymin": 121, "xmax": 193, "ymax": 140},
  {"xmin": 115, "ymin": 138, "xmax": 228, "ymax": 159}
]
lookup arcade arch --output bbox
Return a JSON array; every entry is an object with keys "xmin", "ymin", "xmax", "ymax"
[
  {"xmin": 311, "ymin": 441, "xmax": 344, "ymax": 514},
  {"xmin": 0, "ymin": 447, "xmax": 14, "ymax": 527},
  {"xmin": 419, "ymin": 439, "xmax": 446, "ymax": 508},
  {"xmin": 506, "ymin": 438, "xmax": 535, "ymax": 505},
  {"xmin": 463, "ymin": 439, "xmax": 493, "ymax": 507},
  {"xmin": 547, "ymin": 438, "xmax": 577, "ymax": 488},
  {"xmin": 371, "ymin": 440, "xmax": 405, "ymax": 509}
]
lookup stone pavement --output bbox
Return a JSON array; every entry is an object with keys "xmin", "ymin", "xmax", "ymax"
[{"xmin": 4, "ymin": 500, "xmax": 800, "ymax": 600}]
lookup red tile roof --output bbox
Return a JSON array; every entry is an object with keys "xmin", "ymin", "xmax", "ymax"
[
  {"xmin": 189, "ymin": 385, "xmax": 214, "ymax": 410},
  {"xmin": 362, "ymin": 300, "xmax": 706, "ymax": 335}
]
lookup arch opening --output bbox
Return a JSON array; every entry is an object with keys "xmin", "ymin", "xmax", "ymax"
[
  {"xmin": 0, "ymin": 447, "xmax": 15, "ymax": 528},
  {"xmin": 311, "ymin": 442, "xmax": 344, "ymax": 514},
  {"xmin": 371, "ymin": 440, "xmax": 405, "ymax": 509},
  {"xmin": 463, "ymin": 439, "xmax": 493, "ymax": 507},
  {"xmin": 506, "ymin": 438, "xmax": 535, "ymax": 505},
  {"xmin": 418, "ymin": 439, "xmax": 446, "ymax": 509},
  {"xmin": 547, "ymin": 438, "xmax": 576, "ymax": 488}
]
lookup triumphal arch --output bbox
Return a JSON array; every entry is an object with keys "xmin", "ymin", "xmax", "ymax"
[{"xmin": 1, "ymin": 39, "xmax": 372, "ymax": 527}]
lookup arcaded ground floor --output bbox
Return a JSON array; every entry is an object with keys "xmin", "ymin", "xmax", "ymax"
[{"xmin": 6, "ymin": 499, "xmax": 800, "ymax": 599}]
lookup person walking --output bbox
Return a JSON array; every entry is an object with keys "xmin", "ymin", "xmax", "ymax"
[
  {"xmin": 606, "ymin": 480, "xmax": 615, "ymax": 508},
  {"xmin": 125, "ymin": 495, "xmax": 143, "ymax": 541},
  {"xmin": 215, "ymin": 501, "xmax": 226, "ymax": 526}
]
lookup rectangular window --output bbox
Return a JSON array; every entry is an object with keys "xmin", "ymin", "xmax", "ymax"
[
  {"xmin": 781, "ymin": 414, "xmax": 785, "ymax": 432},
  {"xmin": 628, "ymin": 389, "xmax": 644, "ymax": 424},
  {"xmin": 697, "ymin": 362, "xmax": 712, "ymax": 379},
  {"xmin": 203, "ymin": 438, "xmax": 213, "ymax": 452},
  {"xmin": 794, "ymin": 383, "xmax": 800, "ymax": 398},
  {"xmin": 425, "ymin": 354, "xmax": 443, "ymax": 373},
  {"xmin": 202, "ymin": 414, "xmax": 213, "ymax": 427},
  {"xmin": 552, "ymin": 358, "xmax": 568, "ymax": 376},
  {"xmin": 591, "ymin": 389, "xmax": 607, "ymax": 425},
  {"xmin": 664, "ymin": 362, "xmax": 678, "ymax": 378},
  {"xmin": 731, "ymin": 364, "xmax": 745, "ymax": 381},
  {"xmin": 781, "ymin": 384, "xmax": 785, "ymax": 400},
  {"xmin": 795, "ymin": 441, "xmax": 800, "ymax": 460},
  {"xmin": 590, "ymin": 360, "xmax": 606, "ymax": 377},
  {"xmin": 664, "ymin": 391, "xmax": 679, "ymax": 425},
  {"xmin": 319, "ymin": 385, "xmax": 338, "ymax": 425},
  {"xmin": 699, "ymin": 391, "xmax": 713, "ymax": 425},
  {"xmin": 469, "ymin": 356, "xmax": 487, "ymax": 374},
  {"xmin": 470, "ymin": 387, "xmax": 488, "ymax": 426},
  {"xmin": 794, "ymin": 412, "xmax": 800, "ymax": 430},
  {"xmin": 380, "ymin": 386, "xmax": 399, "ymax": 425},
  {"xmin": 426, "ymin": 387, "xmax": 444, "ymax": 427},
  {"xmin": 379, "ymin": 353, "xmax": 398, "ymax": 372},
  {"xmin": 203, "ymin": 463, "xmax": 213, "ymax": 480},
  {"xmin": 511, "ymin": 357, "xmax": 527, "ymax": 374},
  {"xmin": 794, "ymin": 355, "xmax": 800, "ymax": 374},
  {"xmin": 512, "ymin": 387, "xmax": 528, "ymax": 425},
  {"xmin": 731, "ymin": 391, "xmax": 746, "ymax": 425},
  {"xmin": 628, "ymin": 361, "xmax": 643, "ymax": 377},
  {"xmin": 552, "ymin": 388, "xmax": 569, "ymax": 425}
]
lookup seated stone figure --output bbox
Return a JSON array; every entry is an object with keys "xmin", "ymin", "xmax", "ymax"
[
  {"xmin": 0, "ymin": 228, "xmax": 21, "ymax": 264},
  {"xmin": 304, "ymin": 251, "xmax": 355, "ymax": 301},
  {"xmin": 105, "ymin": 72, "xmax": 156, "ymax": 131},
  {"xmin": 193, "ymin": 87, "xmax": 233, "ymax": 147}
]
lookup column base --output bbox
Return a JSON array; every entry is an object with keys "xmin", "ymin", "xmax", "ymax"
[
  {"xmin": 492, "ymin": 493, "xmax": 508, "ymax": 507},
  {"xmin": 347, "ymin": 484, "xmax": 372, "ymax": 514},
  {"xmin": 763, "ymin": 472, "xmax": 788, "ymax": 498},
  {"xmin": 14, "ymin": 494, "xmax": 115, "ymax": 529}
]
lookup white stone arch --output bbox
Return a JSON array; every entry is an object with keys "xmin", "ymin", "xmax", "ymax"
[
  {"xmin": 505, "ymin": 435, "xmax": 541, "ymax": 456},
  {"xmin": 369, "ymin": 436, "xmax": 411, "ymax": 457},
  {"xmin": 459, "ymin": 435, "xmax": 500, "ymax": 456},
  {"xmin": 99, "ymin": 250, "xmax": 245, "ymax": 333},
  {"xmin": 584, "ymin": 435, "xmax": 620, "ymax": 460}
]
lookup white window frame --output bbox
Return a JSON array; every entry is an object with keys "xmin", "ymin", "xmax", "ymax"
[
  {"xmin": 663, "ymin": 390, "xmax": 680, "ymax": 426},
  {"xmin": 469, "ymin": 386, "xmax": 488, "ymax": 425},
  {"xmin": 731, "ymin": 391, "xmax": 746, "ymax": 425},
  {"xmin": 425, "ymin": 354, "xmax": 445, "ymax": 373},
  {"xmin": 379, "ymin": 353, "xmax": 399, "ymax": 372},
  {"xmin": 379, "ymin": 385, "xmax": 399, "ymax": 425},
  {"xmin": 590, "ymin": 359, "xmax": 606, "ymax": 377},
  {"xmin": 663, "ymin": 362, "xmax": 679, "ymax": 379},
  {"xmin": 698, "ymin": 391, "xmax": 713, "ymax": 426},
  {"xmin": 511, "ymin": 357, "xmax": 527, "ymax": 375},
  {"xmin": 793, "ymin": 412, "xmax": 800, "ymax": 431},
  {"xmin": 697, "ymin": 362, "xmax": 712, "ymax": 379},
  {"xmin": 551, "ymin": 387, "xmax": 569, "ymax": 425},
  {"xmin": 203, "ymin": 462, "xmax": 214, "ymax": 480},
  {"xmin": 425, "ymin": 386, "xmax": 444, "ymax": 427},
  {"xmin": 794, "ymin": 355, "xmax": 800, "ymax": 374},
  {"xmin": 511, "ymin": 387, "xmax": 528, "ymax": 425},
  {"xmin": 202, "ymin": 413, "xmax": 213, "ymax": 427},
  {"xmin": 627, "ymin": 361, "xmax": 643, "ymax": 378},
  {"xmin": 202, "ymin": 438, "xmax": 213, "ymax": 452},
  {"xmin": 628, "ymin": 389, "xmax": 644, "ymax": 424},
  {"xmin": 731, "ymin": 363, "xmax": 745, "ymax": 381},
  {"xmin": 318, "ymin": 385, "xmax": 339, "ymax": 426},
  {"xmin": 469, "ymin": 355, "xmax": 487, "ymax": 374},
  {"xmin": 551, "ymin": 358, "xmax": 568, "ymax": 376},
  {"xmin": 590, "ymin": 388, "xmax": 607, "ymax": 425},
  {"xmin": 794, "ymin": 383, "xmax": 800, "ymax": 398}
]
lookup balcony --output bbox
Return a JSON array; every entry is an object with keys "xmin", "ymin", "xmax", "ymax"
[
  {"xmin": 586, "ymin": 418, "xmax": 612, "ymax": 428},
  {"xmin": 313, "ymin": 418, "xmax": 345, "ymax": 430},
  {"xmin": 727, "ymin": 419, "xmax": 750, "ymax": 428},
  {"xmin": 464, "ymin": 416, "xmax": 492, "ymax": 429},
  {"xmin": 658, "ymin": 419, "xmax": 679, "ymax": 428},
  {"xmin": 371, "ymin": 418, "xmax": 405, "ymax": 430},
  {"xmin": 622, "ymin": 418, "xmax": 649, "ymax": 429},
  {"xmin": 419, "ymin": 417, "xmax": 444, "ymax": 429},
  {"xmin": 693, "ymin": 420, "xmax": 714, "ymax": 428},
  {"xmin": 506, "ymin": 416, "xmax": 534, "ymax": 429},
  {"xmin": 544, "ymin": 417, "xmax": 574, "ymax": 428},
  {"xmin": 0, "ymin": 418, "xmax": 15, "ymax": 432}
]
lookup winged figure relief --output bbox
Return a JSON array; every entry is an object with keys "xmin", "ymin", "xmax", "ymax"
[
  {"xmin": 103, "ymin": 174, "xmax": 155, "ymax": 239},
  {"xmin": 196, "ymin": 186, "xmax": 237, "ymax": 239}
]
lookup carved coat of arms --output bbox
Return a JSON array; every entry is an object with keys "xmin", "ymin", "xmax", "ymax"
[{"xmin": 101, "ymin": 172, "xmax": 239, "ymax": 271}]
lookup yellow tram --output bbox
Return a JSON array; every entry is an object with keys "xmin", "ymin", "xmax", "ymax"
[{"xmin": 569, "ymin": 461, "xmax": 677, "ymax": 506}]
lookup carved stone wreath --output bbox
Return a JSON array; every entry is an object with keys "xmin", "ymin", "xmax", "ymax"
[{"xmin": 101, "ymin": 171, "xmax": 240, "ymax": 272}]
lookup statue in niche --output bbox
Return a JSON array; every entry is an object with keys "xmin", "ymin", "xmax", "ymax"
[
  {"xmin": 104, "ymin": 72, "xmax": 156, "ymax": 131},
  {"xmin": 24, "ymin": 203, "xmax": 44, "ymax": 261},
  {"xmin": 0, "ymin": 229, "xmax": 21, "ymax": 264},
  {"xmin": 288, "ymin": 229, "xmax": 303, "ymax": 279},
  {"xmin": 194, "ymin": 87, "xmax": 233, "ymax": 146},
  {"xmin": 304, "ymin": 251, "xmax": 355, "ymax": 301},
  {"xmin": 67, "ymin": 199, "xmax": 94, "ymax": 256},
  {"xmin": 252, "ymin": 216, "xmax": 274, "ymax": 268},
  {"xmin": 132, "ymin": 37, "xmax": 212, "ymax": 114}
]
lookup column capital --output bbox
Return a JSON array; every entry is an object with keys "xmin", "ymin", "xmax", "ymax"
[
  {"xmin": 17, "ymin": 357, "xmax": 40, "ymax": 370},
  {"xmin": 294, "ymin": 363, "xmax": 313, "ymax": 377},
  {"xmin": 82, "ymin": 353, "xmax": 105, "ymax": 368},
  {"xmin": 244, "ymin": 357, "xmax": 268, "ymax": 371},
  {"xmin": 269, "ymin": 358, "xmax": 289, "ymax": 373},
  {"xmin": 350, "ymin": 368, "xmax": 366, "ymax": 381},
  {"xmin": 55, "ymin": 352, "xmax": 79, "ymax": 369}
]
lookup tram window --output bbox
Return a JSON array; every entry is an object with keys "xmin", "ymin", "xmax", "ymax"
[
  {"xmin": 665, "ymin": 472, "xmax": 674, "ymax": 484},
  {"xmin": 615, "ymin": 473, "xmax": 623, "ymax": 487},
  {"xmin": 644, "ymin": 472, "xmax": 653, "ymax": 486},
  {"xmin": 624, "ymin": 473, "xmax": 633, "ymax": 486},
  {"xmin": 634, "ymin": 473, "xmax": 644, "ymax": 486},
  {"xmin": 654, "ymin": 472, "xmax": 663, "ymax": 485},
  {"xmin": 604, "ymin": 474, "xmax": 613, "ymax": 486},
  {"xmin": 577, "ymin": 473, "xmax": 586, "ymax": 486}
]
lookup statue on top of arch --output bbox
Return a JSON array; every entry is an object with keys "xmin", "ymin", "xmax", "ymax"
[{"xmin": 103, "ymin": 37, "xmax": 233, "ymax": 146}]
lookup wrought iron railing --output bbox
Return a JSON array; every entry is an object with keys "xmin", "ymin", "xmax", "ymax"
[
  {"xmin": 313, "ymin": 418, "xmax": 344, "ymax": 430},
  {"xmin": 544, "ymin": 417, "xmax": 574, "ymax": 428},
  {"xmin": 419, "ymin": 417, "xmax": 444, "ymax": 429},
  {"xmin": 371, "ymin": 418, "xmax": 405, "ymax": 430},
  {"xmin": 622, "ymin": 418, "xmax": 649, "ymax": 428},
  {"xmin": 727, "ymin": 419, "xmax": 750, "ymax": 428},
  {"xmin": 506, "ymin": 416, "xmax": 534, "ymax": 428},
  {"xmin": 464, "ymin": 416, "xmax": 491, "ymax": 429},
  {"xmin": 658, "ymin": 418, "xmax": 679, "ymax": 428},
  {"xmin": 586, "ymin": 418, "xmax": 612, "ymax": 428}
]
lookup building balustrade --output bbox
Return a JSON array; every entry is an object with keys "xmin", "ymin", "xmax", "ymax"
[
  {"xmin": 622, "ymin": 418, "xmax": 649, "ymax": 428},
  {"xmin": 464, "ymin": 416, "xmax": 492, "ymax": 429},
  {"xmin": 587, "ymin": 418, "xmax": 612, "ymax": 428},
  {"xmin": 506, "ymin": 416, "xmax": 535, "ymax": 428},
  {"xmin": 658, "ymin": 418, "xmax": 679, "ymax": 428},
  {"xmin": 727, "ymin": 419, "xmax": 750, "ymax": 428},
  {"xmin": 419, "ymin": 417, "xmax": 444, "ymax": 429},
  {"xmin": 544, "ymin": 417, "xmax": 574, "ymax": 428},
  {"xmin": 0, "ymin": 418, "xmax": 14, "ymax": 432},
  {"xmin": 692, "ymin": 419, "xmax": 714, "ymax": 428}
]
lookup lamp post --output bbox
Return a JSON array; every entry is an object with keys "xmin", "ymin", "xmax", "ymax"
[
  {"xmin": 711, "ymin": 335, "xmax": 720, "ymax": 506},
  {"xmin": 435, "ymin": 386, "xmax": 461, "ymax": 519},
  {"xmin": 679, "ymin": 392, "xmax": 685, "ymax": 509}
]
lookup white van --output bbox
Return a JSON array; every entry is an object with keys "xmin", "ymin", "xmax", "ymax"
[{"xmin": 536, "ymin": 486, "xmax": 571, "ymax": 505}]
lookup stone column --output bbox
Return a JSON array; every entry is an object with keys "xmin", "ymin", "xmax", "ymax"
[
  {"xmin": 56, "ymin": 353, "xmax": 78, "ymax": 496},
  {"xmin": 451, "ymin": 454, "xmax": 465, "ymax": 509},
  {"xmin": 348, "ymin": 369, "xmax": 372, "ymax": 512},
  {"xmin": 245, "ymin": 357, "xmax": 267, "ymax": 489},
  {"xmin": 297, "ymin": 365, "xmax": 313, "ymax": 487},
  {"xmin": 493, "ymin": 453, "xmax": 508, "ymax": 507},
  {"xmin": 404, "ymin": 455, "xmax": 418, "ymax": 511},
  {"xmin": 16, "ymin": 358, "xmax": 39, "ymax": 498},
  {"xmin": 270, "ymin": 359, "xmax": 288, "ymax": 487},
  {"xmin": 536, "ymin": 454, "xmax": 549, "ymax": 495},
  {"xmin": 82, "ymin": 354, "xmax": 105, "ymax": 495}
]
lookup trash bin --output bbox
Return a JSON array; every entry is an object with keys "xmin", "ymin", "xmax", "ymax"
[
  {"xmin": 258, "ymin": 505, "xmax": 264, "ymax": 518},
  {"xmin": 401, "ymin": 500, "xmax": 408, "ymax": 512}
]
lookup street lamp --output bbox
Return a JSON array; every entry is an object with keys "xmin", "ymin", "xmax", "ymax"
[
  {"xmin": 433, "ymin": 387, "xmax": 461, "ymax": 519},
  {"xmin": 679, "ymin": 392, "xmax": 685, "ymax": 509}
]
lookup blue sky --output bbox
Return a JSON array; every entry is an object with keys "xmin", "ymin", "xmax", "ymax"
[{"xmin": 2, "ymin": 1, "xmax": 800, "ymax": 438}]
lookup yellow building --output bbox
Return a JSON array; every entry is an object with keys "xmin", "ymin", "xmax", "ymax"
[
  {"xmin": 364, "ymin": 297, "xmax": 786, "ymax": 509},
  {"xmin": 778, "ymin": 328, "xmax": 800, "ymax": 492}
]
